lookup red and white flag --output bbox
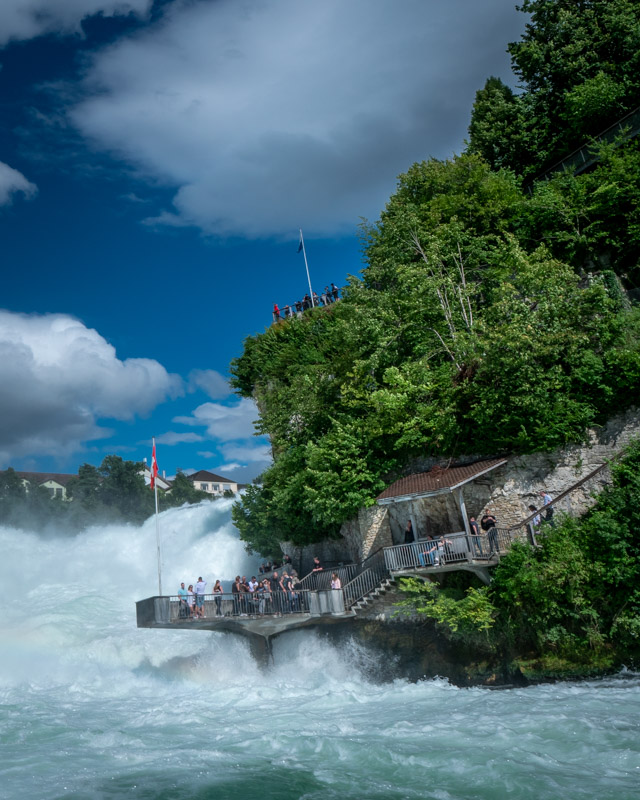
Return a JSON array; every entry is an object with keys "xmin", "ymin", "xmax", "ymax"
[{"xmin": 150, "ymin": 440, "xmax": 159, "ymax": 490}]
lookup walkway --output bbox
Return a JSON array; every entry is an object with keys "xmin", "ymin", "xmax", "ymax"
[{"xmin": 137, "ymin": 455, "xmax": 618, "ymax": 640}]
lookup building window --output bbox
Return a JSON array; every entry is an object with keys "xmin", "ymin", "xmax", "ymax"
[
  {"xmin": 223, "ymin": 484, "xmax": 231, "ymax": 491},
  {"xmin": 212, "ymin": 484, "xmax": 220, "ymax": 492},
  {"xmin": 200, "ymin": 483, "xmax": 209, "ymax": 491}
]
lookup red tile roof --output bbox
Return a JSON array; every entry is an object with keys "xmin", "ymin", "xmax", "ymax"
[{"xmin": 377, "ymin": 458, "xmax": 507, "ymax": 503}]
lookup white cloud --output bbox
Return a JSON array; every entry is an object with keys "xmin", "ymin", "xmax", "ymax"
[
  {"xmin": 0, "ymin": 161, "xmax": 37, "ymax": 206},
  {"xmin": 174, "ymin": 397, "xmax": 259, "ymax": 441},
  {"xmin": 0, "ymin": 0, "xmax": 151, "ymax": 45},
  {"xmin": 69, "ymin": 0, "xmax": 525, "ymax": 238},
  {"xmin": 220, "ymin": 443, "xmax": 272, "ymax": 465},
  {"xmin": 187, "ymin": 369, "xmax": 230, "ymax": 399},
  {"xmin": 196, "ymin": 451, "xmax": 216, "ymax": 459},
  {"xmin": 0, "ymin": 310, "xmax": 181, "ymax": 464},
  {"xmin": 213, "ymin": 462, "xmax": 243, "ymax": 473},
  {"xmin": 155, "ymin": 431, "xmax": 204, "ymax": 446}
]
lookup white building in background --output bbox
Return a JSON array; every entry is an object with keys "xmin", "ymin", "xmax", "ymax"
[
  {"xmin": 140, "ymin": 464, "xmax": 173, "ymax": 491},
  {"xmin": 10, "ymin": 471, "xmax": 77, "ymax": 500},
  {"xmin": 188, "ymin": 470, "xmax": 239, "ymax": 495}
]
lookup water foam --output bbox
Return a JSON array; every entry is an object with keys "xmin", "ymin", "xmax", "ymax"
[{"xmin": 1, "ymin": 502, "xmax": 639, "ymax": 800}]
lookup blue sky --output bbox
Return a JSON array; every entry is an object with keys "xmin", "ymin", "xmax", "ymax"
[{"xmin": 0, "ymin": 0, "xmax": 525, "ymax": 483}]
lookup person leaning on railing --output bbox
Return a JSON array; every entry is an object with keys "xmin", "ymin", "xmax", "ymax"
[{"xmin": 480, "ymin": 511, "xmax": 499, "ymax": 552}]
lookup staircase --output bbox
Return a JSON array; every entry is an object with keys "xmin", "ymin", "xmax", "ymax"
[{"xmin": 350, "ymin": 577, "xmax": 396, "ymax": 615}]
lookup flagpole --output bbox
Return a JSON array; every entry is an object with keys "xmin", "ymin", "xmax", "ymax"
[
  {"xmin": 152, "ymin": 436, "xmax": 162, "ymax": 596},
  {"xmin": 299, "ymin": 228, "xmax": 315, "ymax": 307}
]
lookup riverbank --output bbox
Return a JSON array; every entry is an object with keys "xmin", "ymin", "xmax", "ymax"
[{"xmin": 313, "ymin": 615, "xmax": 634, "ymax": 688}]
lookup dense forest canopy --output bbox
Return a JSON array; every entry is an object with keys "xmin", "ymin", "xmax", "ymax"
[{"xmin": 231, "ymin": 0, "xmax": 640, "ymax": 557}]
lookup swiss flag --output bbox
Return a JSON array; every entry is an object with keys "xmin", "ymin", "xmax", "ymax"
[{"xmin": 150, "ymin": 440, "xmax": 159, "ymax": 490}]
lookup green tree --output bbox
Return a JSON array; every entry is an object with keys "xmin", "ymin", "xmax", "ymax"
[{"xmin": 468, "ymin": 0, "xmax": 640, "ymax": 176}]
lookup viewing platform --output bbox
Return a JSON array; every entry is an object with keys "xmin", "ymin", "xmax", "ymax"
[
  {"xmin": 136, "ymin": 589, "xmax": 353, "ymax": 643},
  {"xmin": 136, "ymin": 531, "xmax": 513, "ymax": 642}
]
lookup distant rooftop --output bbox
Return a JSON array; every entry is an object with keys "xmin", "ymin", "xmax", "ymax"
[
  {"xmin": 377, "ymin": 458, "xmax": 507, "ymax": 504},
  {"xmin": 8, "ymin": 470, "xmax": 77, "ymax": 486},
  {"xmin": 188, "ymin": 470, "xmax": 236, "ymax": 483}
]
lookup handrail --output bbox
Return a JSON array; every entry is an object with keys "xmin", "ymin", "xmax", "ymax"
[
  {"xmin": 297, "ymin": 563, "xmax": 358, "ymax": 591},
  {"xmin": 341, "ymin": 548, "xmax": 390, "ymax": 609},
  {"xmin": 532, "ymin": 104, "xmax": 640, "ymax": 184},
  {"xmin": 510, "ymin": 454, "xmax": 620, "ymax": 531}
]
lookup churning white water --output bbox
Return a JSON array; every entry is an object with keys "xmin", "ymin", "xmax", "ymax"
[{"xmin": 1, "ymin": 500, "xmax": 639, "ymax": 800}]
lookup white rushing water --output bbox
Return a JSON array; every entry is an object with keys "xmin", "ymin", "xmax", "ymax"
[{"xmin": 1, "ymin": 500, "xmax": 639, "ymax": 800}]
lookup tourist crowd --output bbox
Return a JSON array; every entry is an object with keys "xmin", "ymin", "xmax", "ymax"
[
  {"xmin": 273, "ymin": 283, "xmax": 340, "ymax": 322},
  {"xmin": 176, "ymin": 558, "xmax": 343, "ymax": 619}
]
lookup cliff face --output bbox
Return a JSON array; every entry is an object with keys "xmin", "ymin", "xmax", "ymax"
[{"xmin": 310, "ymin": 407, "xmax": 640, "ymax": 564}]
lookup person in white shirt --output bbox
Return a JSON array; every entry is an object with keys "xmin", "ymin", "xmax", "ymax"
[{"xmin": 194, "ymin": 577, "xmax": 207, "ymax": 618}]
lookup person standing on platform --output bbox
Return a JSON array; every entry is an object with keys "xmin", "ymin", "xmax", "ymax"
[
  {"xmin": 469, "ymin": 516, "xmax": 482, "ymax": 555},
  {"xmin": 269, "ymin": 570, "xmax": 281, "ymax": 615},
  {"xmin": 178, "ymin": 582, "xmax": 190, "ymax": 618},
  {"xmin": 481, "ymin": 511, "xmax": 498, "ymax": 553},
  {"xmin": 213, "ymin": 580, "xmax": 223, "ymax": 616},
  {"xmin": 194, "ymin": 577, "xmax": 207, "ymax": 618}
]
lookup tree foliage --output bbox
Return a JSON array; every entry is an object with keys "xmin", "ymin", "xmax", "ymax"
[
  {"xmin": 468, "ymin": 0, "xmax": 640, "ymax": 177},
  {"xmin": 231, "ymin": 152, "xmax": 640, "ymax": 551},
  {"xmin": 489, "ymin": 439, "xmax": 640, "ymax": 661}
]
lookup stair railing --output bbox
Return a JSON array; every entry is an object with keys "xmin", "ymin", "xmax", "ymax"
[{"xmin": 341, "ymin": 548, "xmax": 390, "ymax": 610}]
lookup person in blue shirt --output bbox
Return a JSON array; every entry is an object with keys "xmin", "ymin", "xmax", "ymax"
[{"xmin": 177, "ymin": 582, "xmax": 190, "ymax": 618}]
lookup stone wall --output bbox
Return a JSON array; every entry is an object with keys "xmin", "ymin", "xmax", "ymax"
[
  {"xmin": 331, "ymin": 406, "xmax": 640, "ymax": 563},
  {"xmin": 341, "ymin": 504, "xmax": 393, "ymax": 561},
  {"xmin": 475, "ymin": 406, "xmax": 639, "ymax": 529}
]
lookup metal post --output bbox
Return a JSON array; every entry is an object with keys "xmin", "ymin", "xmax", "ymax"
[
  {"xmin": 299, "ymin": 229, "xmax": 315, "ymax": 307},
  {"xmin": 152, "ymin": 436, "xmax": 162, "ymax": 596}
]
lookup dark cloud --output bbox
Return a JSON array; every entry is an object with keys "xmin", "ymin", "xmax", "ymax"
[{"xmin": 68, "ymin": 0, "xmax": 526, "ymax": 238}]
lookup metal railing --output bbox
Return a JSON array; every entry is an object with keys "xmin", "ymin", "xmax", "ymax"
[
  {"xmin": 508, "ymin": 457, "xmax": 617, "ymax": 544},
  {"xmin": 167, "ymin": 590, "xmax": 312, "ymax": 620},
  {"xmin": 383, "ymin": 530, "xmax": 511, "ymax": 571},
  {"xmin": 342, "ymin": 548, "xmax": 390, "ymax": 610},
  {"xmin": 272, "ymin": 291, "xmax": 341, "ymax": 323},
  {"xmin": 297, "ymin": 563, "xmax": 359, "ymax": 592},
  {"xmin": 531, "ymin": 105, "xmax": 640, "ymax": 186}
]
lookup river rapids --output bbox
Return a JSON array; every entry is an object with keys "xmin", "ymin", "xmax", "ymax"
[{"xmin": 0, "ymin": 500, "xmax": 638, "ymax": 799}]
